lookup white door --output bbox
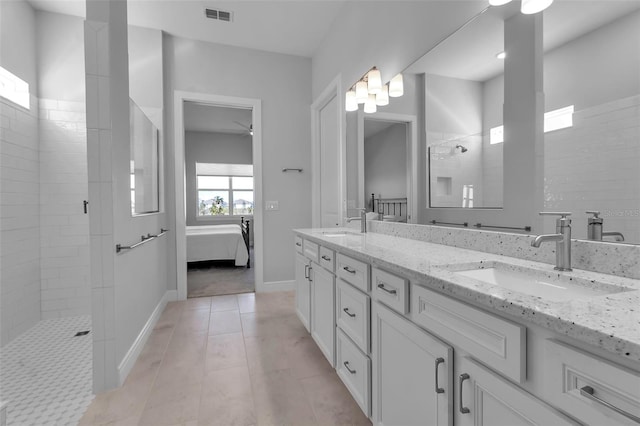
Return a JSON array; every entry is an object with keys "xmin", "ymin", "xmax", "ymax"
[
  {"xmin": 372, "ymin": 302, "xmax": 453, "ymax": 426},
  {"xmin": 310, "ymin": 263, "xmax": 335, "ymax": 367},
  {"xmin": 319, "ymin": 94, "xmax": 341, "ymax": 227},
  {"xmin": 294, "ymin": 253, "xmax": 311, "ymax": 332},
  {"xmin": 456, "ymin": 356, "xmax": 578, "ymax": 426}
]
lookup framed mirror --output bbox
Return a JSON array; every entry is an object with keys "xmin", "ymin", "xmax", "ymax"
[{"xmin": 130, "ymin": 99, "xmax": 160, "ymax": 215}]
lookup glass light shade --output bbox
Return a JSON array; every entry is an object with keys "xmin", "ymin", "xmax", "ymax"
[
  {"xmin": 496, "ymin": 51, "xmax": 506, "ymax": 59},
  {"xmin": 521, "ymin": 0, "xmax": 553, "ymax": 14},
  {"xmin": 489, "ymin": 0, "xmax": 512, "ymax": 5},
  {"xmin": 367, "ymin": 68, "xmax": 382, "ymax": 94},
  {"xmin": 345, "ymin": 90, "xmax": 358, "ymax": 111},
  {"xmin": 376, "ymin": 85, "xmax": 389, "ymax": 106},
  {"xmin": 355, "ymin": 81, "xmax": 368, "ymax": 104},
  {"xmin": 364, "ymin": 94, "xmax": 377, "ymax": 114},
  {"xmin": 389, "ymin": 73, "xmax": 404, "ymax": 97}
]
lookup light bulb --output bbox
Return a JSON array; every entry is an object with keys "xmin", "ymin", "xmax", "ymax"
[
  {"xmin": 521, "ymin": 0, "xmax": 553, "ymax": 14},
  {"xmin": 489, "ymin": 0, "xmax": 512, "ymax": 5},
  {"xmin": 345, "ymin": 90, "xmax": 358, "ymax": 112},
  {"xmin": 364, "ymin": 94, "xmax": 377, "ymax": 114},
  {"xmin": 389, "ymin": 73, "xmax": 403, "ymax": 97},
  {"xmin": 376, "ymin": 85, "xmax": 389, "ymax": 106},
  {"xmin": 367, "ymin": 68, "xmax": 382, "ymax": 95},
  {"xmin": 355, "ymin": 81, "xmax": 368, "ymax": 104}
]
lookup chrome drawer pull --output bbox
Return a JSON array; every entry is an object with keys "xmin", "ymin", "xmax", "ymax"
[
  {"xmin": 343, "ymin": 266, "xmax": 356, "ymax": 274},
  {"xmin": 343, "ymin": 308, "xmax": 356, "ymax": 318},
  {"xmin": 344, "ymin": 361, "xmax": 356, "ymax": 374},
  {"xmin": 304, "ymin": 264, "xmax": 309, "ymax": 279},
  {"xmin": 434, "ymin": 357, "xmax": 445, "ymax": 394},
  {"xmin": 580, "ymin": 386, "xmax": 640, "ymax": 423},
  {"xmin": 296, "ymin": 242, "xmax": 302, "ymax": 247},
  {"xmin": 377, "ymin": 283, "xmax": 397, "ymax": 295},
  {"xmin": 459, "ymin": 373, "xmax": 470, "ymax": 414},
  {"xmin": 321, "ymin": 255, "xmax": 331, "ymax": 261}
]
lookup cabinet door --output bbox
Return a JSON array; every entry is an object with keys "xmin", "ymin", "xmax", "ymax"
[
  {"xmin": 295, "ymin": 253, "xmax": 311, "ymax": 332},
  {"xmin": 372, "ymin": 302, "xmax": 453, "ymax": 426},
  {"xmin": 310, "ymin": 263, "xmax": 335, "ymax": 367},
  {"xmin": 456, "ymin": 356, "xmax": 578, "ymax": 426}
]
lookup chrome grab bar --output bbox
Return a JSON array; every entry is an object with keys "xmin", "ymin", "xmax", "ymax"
[
  {"xmin": 580, "ymin": 386, "xmax": 640, "ymax": 423},
  {"xmin": 116, "ymin": 228, "xmax": 169, "ymax": 253}
]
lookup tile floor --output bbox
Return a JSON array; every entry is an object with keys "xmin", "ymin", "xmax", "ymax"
[
  {"xmin": 0, "ymin": 316, "xmax": 94, "ymax": 426},
  {"xmin": 79, "ymin": 291, "xmax": 371, "ymax": 426}
]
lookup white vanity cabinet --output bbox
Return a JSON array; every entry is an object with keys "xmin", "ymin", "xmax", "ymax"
[
  {"xmin": 372, "ymin": 302, "xmax": 453, "ymax": 426},
  {"xmin": 310, "ymin": 260, "xmax": 336, "ymax": 367},
  {"xmin": 294, "ymin": 252, "xmax": 311, "ymax": 332},
  {"xmin": 455, "ymin": 356, "xmax": 578, "ymax": 426}
]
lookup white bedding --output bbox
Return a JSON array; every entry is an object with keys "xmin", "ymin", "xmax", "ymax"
[{"xmin": 186, "ymin": 224, "xmax": 249, "ymax": 266}]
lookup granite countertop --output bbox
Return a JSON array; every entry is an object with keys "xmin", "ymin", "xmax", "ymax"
[{"xmin": 294, "ymin": 228, "xmax": 640, "ymax": 362}]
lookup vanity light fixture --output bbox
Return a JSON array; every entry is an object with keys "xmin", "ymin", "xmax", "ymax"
[
  {"xmin": 488, "ymin": 0, "xmax": 554, "ymax": 14},
  {"xmin": 345, "ymin": 67, "xmax": 403, "ymax": 113},
  {"xmin": 496, "ymin": 51, "xmax": 506, "ymax": 59}
]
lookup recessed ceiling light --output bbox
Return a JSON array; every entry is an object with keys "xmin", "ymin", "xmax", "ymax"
[{"xmin": 496, "ymin": 51, "xmax": 506, "ymax": 59}]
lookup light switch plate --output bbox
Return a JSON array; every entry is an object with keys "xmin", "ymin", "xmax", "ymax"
[{"xmin": 265, "ymin": 201, "xmax": 279, "ymax": 211}]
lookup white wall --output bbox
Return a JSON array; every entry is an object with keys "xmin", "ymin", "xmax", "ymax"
[
  {"xmin": 543, "ymin": 11, "xmax": 640, "ymax": 241},
  {"xmin": 184, "ymin": 131, "xmax": 253, "ymax": 226},
  {"xmin": 364, "ymin": 123, "xmax": 407, "ymax": 201},
  {"xmin": 0, "ymin": 0, "xmax": 41, "ymax": 347},
  {"xmin": 163, "ymin": 35, "xmax": 312, "ymax": 284}
]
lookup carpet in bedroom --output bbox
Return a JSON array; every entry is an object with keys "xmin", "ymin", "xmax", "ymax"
[{"xmin": 187, "ymin": 249, "xmax": 254, "ymax": 298}]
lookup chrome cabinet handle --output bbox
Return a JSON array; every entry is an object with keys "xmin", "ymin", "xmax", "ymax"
[
  {"xmin": 308, "ymin": 266, "xmax": 313, "ymax": 282},
  {"xmin": 459, "ymin": 373, "xmax": 470, "ymax": 414},
  {"xmin": 434, "ymin": 357, "xmax": 445, "ymax": 394},
  {"xmin": 304, "ymin": 264, "xmax": 309, "ymax": 279},
  {"xmin": 344, "ymin": 361, "xmax": 356, "ymax": 374},
  {"xmin": 580, "ymin": 386, "xmax": 640, "ymax": 423},
  {"xmin": 321, "ymin": 255, "xmax": 331, "ymax": 261},
  {"xmin": 343, "ymin": 266, "xmax": 356, "ymax": 274},
  {"xmin": 343, "ymin": 308, "xmax": 356, "ymax": 318},
  {"xmin": 377, "ymin": 283, "xmax": 397, "ymax": 295},
  {"xmin": 296, "ymin": 242, "xmax": 302, "ymax": 247}
]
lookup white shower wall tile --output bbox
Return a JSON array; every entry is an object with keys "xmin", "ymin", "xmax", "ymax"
[{"xmin": 0, "ymin": 316, "xmax": 93, "ymax": 426}]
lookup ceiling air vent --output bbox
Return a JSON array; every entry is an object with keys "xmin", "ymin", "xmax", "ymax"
[{"xmin": 205, "ymin": 8, "xmax": 233, "ymax": 22}]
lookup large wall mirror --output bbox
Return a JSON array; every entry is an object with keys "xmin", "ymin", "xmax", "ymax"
[{"xmin": 130, "ymin": 99, "xmax": 160, "ymax": 215}]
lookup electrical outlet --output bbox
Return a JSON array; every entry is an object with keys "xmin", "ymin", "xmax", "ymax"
[{"xmin": 265, "ymin": 201, "xmax": 279, "ymax": 211}]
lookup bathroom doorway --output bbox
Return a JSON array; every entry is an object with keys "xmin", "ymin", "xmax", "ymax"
[{"xmin": 173, "ymin": 92, "xmax": 264, "ymax": 300}]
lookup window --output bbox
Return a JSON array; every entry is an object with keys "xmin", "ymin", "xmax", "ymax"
[
  {"xmin": 0, "ymin": 66, "xmax": 30, "ymax": 110},
  {"xmin": 462, "ymin": 184, "xmax": 474, "ymax": 208},
  {"xmin": 489, "ymin": 105, "xmax": 574, "ymax": 144},
  {"xmin": 196, "ymin": 163, "xmax": 254, "ymax": 217}
]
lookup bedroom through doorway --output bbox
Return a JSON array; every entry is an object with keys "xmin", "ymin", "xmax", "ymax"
[{"xmin": 183, "ymin": 102, "xmax": 256, "ymax": 297}]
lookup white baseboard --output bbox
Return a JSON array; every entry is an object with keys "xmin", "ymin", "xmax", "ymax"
[
  {"xmin": 117, "ymin": 290, "xmax": 173, "ymax": 385},
  {"xmin": 257, "ymin": 280, "xmax": 295, "ymax": 293}
]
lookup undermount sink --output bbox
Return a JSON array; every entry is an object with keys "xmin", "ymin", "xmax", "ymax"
[
  {"xmin": 442, "ymin": 261, "xmax": 631, "ymax": 302},
  {"xmin": 322, "ymin": 231, "xmax": 360, "ymax": 237}
]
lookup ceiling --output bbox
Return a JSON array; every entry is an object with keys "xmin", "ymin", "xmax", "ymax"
[
  {"xmin": 183, "ymin": 102, "xmax": 252, "ymax": 134},
  {"xmin": 407, "ymin": 0, "xmax": 640, "ymax": 82},
  {"xmin": 26, "ymin": 0, "xmax": 346, "ymax": 57},
  {"xmin": 364, "ymin": 119, "xmax": 402, "ymax": 140}
]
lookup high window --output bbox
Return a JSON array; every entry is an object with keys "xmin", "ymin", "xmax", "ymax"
[
  {"xmin": 489, "ymin": 105, "xmax": 575, "ymax": 144},
  {"xmin": 196, "ymin": 163, "xmax": 254, "ymax": 217},
  {"xmin": 0, "ymin": 66, "xmax": 30, "ymax": 110}
]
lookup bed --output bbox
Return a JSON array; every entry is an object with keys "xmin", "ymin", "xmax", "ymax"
[
  {"xmin": 370, "ymin": 194, "xmax": 408, "ymax": 223},
  {"xmin": 186, "ymin": 217, "xmax": 251, "ymax": 267}
]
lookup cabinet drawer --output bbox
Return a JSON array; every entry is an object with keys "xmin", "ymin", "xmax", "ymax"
[
  {"xmin": 303, "ymin": 239, "xmax": 319, "ymax": 263},
  {"xmin": 544, "ymin": 339, "xmax": 640, "ymax": 425},
  {"xmin": 337, "ymin": 329, "xmax": 371, "ymax": 417},
  {"xmin": 372, "ymin": 267, "xmax": 409, "ymax": 315},
  {"xmin": 336, "ymin": 279, "xmax": 370, "ymax": 354},
  {"xmin": 294, "ymin": 236, "xmax": 303, "ymax": 253},
  {"xmin": 411, "ymin": 285, "xmax": 526, "ymax": 383},
  {"xmin": 319, "ymin": 246, "xmax": 335, "ymax": 272},
  {"xmin": 336, "ymin": 253, "xmax": 369, "ymax": 292}
]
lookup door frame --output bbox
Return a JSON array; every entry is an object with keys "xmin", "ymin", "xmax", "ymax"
[
  {"xmin": 357, "ymin": 111, "xmax": 418, "ymax": 223},
  {"xmin": 173, "ymin": 91, "xmax": 263, "ymax": 298},
  {"xmin": 311, "ymin": 75, "xmax": 346, "ymax": 228}
]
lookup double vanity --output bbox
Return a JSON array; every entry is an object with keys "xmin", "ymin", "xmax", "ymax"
[{"xmin": 293, "ymin": 226, "xmax": 640, "ymax": 425}]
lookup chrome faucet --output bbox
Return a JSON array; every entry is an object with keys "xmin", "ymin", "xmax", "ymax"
[
  {"xmin": 346, "ymin": 208, "xmax": 367, "ymax": 233},
  {"xmin": 586, "ymin": 211, "xmax": 624, "ymax": 242},
  {"xmin": 532, "ymin": 212, "xmax": 572, "ymax": 271}
]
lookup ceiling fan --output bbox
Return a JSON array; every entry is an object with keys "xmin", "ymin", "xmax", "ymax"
[{"xmin": 233, "ymin": 121, "xmax": 253, "ymax": 136}]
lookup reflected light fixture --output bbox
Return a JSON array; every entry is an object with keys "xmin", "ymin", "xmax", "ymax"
[
  {"xmin": 345, "ymin": 90, "xmax": 358, "ymax": 111},
  {"xmin": 496, "ymin": 51, "xmax": 506, "ymax": 59},
  {"xmin": 364, "ymin": 94, "xmax": 377, "ymax": 114},
  {"xmin": 389, "ymin": 73, "xmax": 403, "ymax": 97},
  {"xmin": 489, "ymin": 0, "xmax": 512, "ymax": 5},
  {"xmin": 488, "ymin": 0, "xmax": 554, "ymax": 14},
  {"xmin": 345, "ymin": 66, "xmax": 403, "ymax": 112}
]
